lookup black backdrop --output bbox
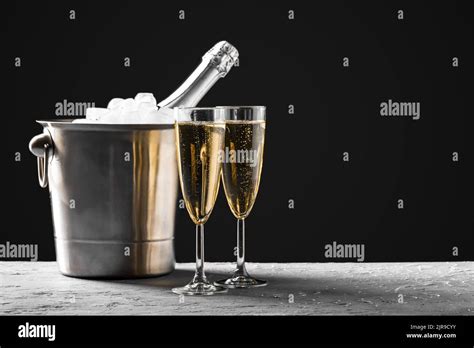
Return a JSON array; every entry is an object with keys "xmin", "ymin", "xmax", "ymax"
[{"xmin": 4, "ymin": 0, "xmax": 473, "ymax": 262}]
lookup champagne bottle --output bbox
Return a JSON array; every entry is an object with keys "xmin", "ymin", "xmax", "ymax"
[
  {"xmin": 157, "ymin": 41, "xmax": 239, "ymax": 109},
  {"xmin": 74, "ymin": 41, "xmax": 239, "ymax": 123}
]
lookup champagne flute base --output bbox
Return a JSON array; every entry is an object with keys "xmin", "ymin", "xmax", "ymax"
[
  {"xmin": 172, "ymin": 280, "xmax": 228, "ymax": 296},
  {"xmin": 214, "ymin": 275, "xmax": 267, "ymax": 289}
]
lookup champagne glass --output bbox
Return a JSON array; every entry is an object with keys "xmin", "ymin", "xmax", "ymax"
[
  {"xmin": 215, "ymin": 106, "xmax": 267, "ymax": 288},
  {"xmin": 172, "ymin": 107, "xmax": 227, "ymax": 295}
]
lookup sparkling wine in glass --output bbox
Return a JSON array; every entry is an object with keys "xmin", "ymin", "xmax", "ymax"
[
  {"xmin": 172, "ymin": 107, "xmax": 227, "ymax": 295},
  {"xmin": 215, "ymin": 106, "xmax": 267, "ymax": 288}
]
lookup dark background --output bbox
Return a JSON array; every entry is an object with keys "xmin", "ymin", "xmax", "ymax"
[{"xmin": 4, "ymin": 0, "xmax": 473, "ymax": 262}]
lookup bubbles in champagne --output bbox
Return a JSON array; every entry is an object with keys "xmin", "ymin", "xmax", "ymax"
[
  {"xmin": 221, "ymin": 120, "xmax": 265, "ymax": 219},
  {"xmin": 176, "ymin": 122, "xmax": 225, "ymax": 225}
]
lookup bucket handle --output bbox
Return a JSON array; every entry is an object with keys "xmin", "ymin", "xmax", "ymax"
[{"xmin": 29, "ymin": 133, "xmax": 53, "ymax": 188}]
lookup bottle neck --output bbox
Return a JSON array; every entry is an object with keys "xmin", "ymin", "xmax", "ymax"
[{"xmin": 157, "ymin": 60, "xmax": 222, "ymax": 109}]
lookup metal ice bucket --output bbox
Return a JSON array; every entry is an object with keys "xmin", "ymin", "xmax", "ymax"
[{"xmin": 29, "ymin": 120, "xmax": 177, "ymax": 278}]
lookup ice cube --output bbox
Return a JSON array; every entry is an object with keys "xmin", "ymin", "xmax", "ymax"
[
  {"xmin": 97, "ymin": 109, "xmax": 122, "ymax": 124},
  {"xmin": 137, "ymin": 101, "xmax": 158, "ymax": 112},
  {"xmin": 135, "ymin": 92, "xmax": 156, "ymax": 106},
  {"xmin": 73, "ymin": 93, "xmax": 174, "ymax": 124},
  {"xmin": 120, "ymin": 98, "xmax": 138, "ymax": 111},
  {"xmin": 139, "ymin": 109, "xmax": 161, "ymax": 124},
  {"xmin": 107, "ymin": 98, "xmax": 124, "ymax": 109},
  {"xmin": 121, "ymin": 108, "xmax": 140, "ymax": 122},
  {"xmin": 140, "ymin": 107, "xmax": 175, "ymax": 124},
  {"xmin": 85, "ymin": 107, "xmax": 110, "ymax": 121}
]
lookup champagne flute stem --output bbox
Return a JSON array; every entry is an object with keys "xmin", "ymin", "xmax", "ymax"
[
  {"xmin": 194, "ymin": 223, "xmax": 206, "ymax": 282},
  {"xmin": 235, "ymin": 218, "xmax": 248, "ymax": 276}
]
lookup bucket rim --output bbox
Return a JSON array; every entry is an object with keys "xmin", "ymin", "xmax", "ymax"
[{"xmin": 36, "ymin": 118, "xmax": 174, "ymax": 131}]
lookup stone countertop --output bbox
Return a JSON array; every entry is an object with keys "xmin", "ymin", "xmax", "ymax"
[{"xmin": 0, "ymin": 262, "xmax": 472, "ymax": 315}]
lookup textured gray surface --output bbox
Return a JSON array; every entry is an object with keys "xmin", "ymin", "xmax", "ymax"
[{"xmin": 0, "ymin": 262, "xmax": 473, "ymax": 315}]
